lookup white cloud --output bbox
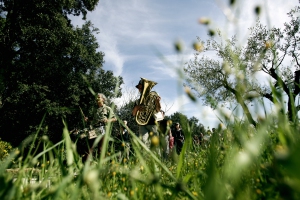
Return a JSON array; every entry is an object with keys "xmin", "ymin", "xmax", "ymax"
[
  {"xmin": 70, "ymin": 0, "xmax": 299, "ymax": 128},
  {"xmin": 148, "ymin": 55, "xmax": 186, "ymax": 79},
  {"xmin": 160, "ymin": 92, "xmax": 220, "ymax": 128}
]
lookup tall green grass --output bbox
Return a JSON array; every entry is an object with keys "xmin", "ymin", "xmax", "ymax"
[
  {"xmin": 2, "ymin": 6, "xmax": 300, "ymax": 199},
  {"xmin": 1, "ymin": 95, "xmax": 300, "ymax": 200}
]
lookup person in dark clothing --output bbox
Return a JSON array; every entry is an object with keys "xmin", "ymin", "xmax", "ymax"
[
  {"xmin": 199, "ymin": 132, "xmax": 204, "ymax": 146},
  {"xmin": 157, "ymin": 110, "xmax": 169, "ymax": 160},
  {"xmin": 119, "ymin": 120, "xmax": 131, "ymax": 161},
  {"xmin": 173, "ymin": 122, "xmax": 185, "ymax": 155}
]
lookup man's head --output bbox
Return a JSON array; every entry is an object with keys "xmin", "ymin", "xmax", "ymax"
[
  {"xmin": 96, "ymin": 93, "xmax": 107, "ymax": 106},
  {"xmin": 135, "ymin": 79, "xmax": 143, "ymax": 91},
  {"xmin": 175, "ymin": 122, "xmax": 180, "ymax": 128}
]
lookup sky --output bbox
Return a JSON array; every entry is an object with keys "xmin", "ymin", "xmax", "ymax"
[{"xmin": 71, "ymin": 0, "xmax": 299, "ymax": 130}]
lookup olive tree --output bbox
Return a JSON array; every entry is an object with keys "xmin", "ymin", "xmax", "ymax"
[{"xmin": 184, "ymin": 5, "xmax": 300, "ymax": 126}]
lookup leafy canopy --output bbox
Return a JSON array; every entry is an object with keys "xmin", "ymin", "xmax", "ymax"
[
  {"xmin": 185, "ymin": 6, "xmax": 300, "ymax": 126},
  {"xmin": 0, "ymin": 0, "xmax": 123, "ymax": 146}
]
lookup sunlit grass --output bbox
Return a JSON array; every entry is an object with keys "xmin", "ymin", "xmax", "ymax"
[
  {"xmin": 1, "ymin": 103, "xmax": 300, "ymax": 200},
  {"xmin": 1, "ymin": 4, "xmax": 300, "ymax": 198}
]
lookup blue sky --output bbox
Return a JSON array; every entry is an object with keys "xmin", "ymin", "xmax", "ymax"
[{"xmin": 71, "ymin": 0, "xmax": 299, "ymax": 129}]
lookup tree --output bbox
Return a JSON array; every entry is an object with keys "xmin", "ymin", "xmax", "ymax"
[
  {"xmin": 185, "ymin": 32, "xmax": 258, "ymax": 126},
  {"xmin": 112, "ymin": 84, "xmax": 140, "ymax": 136},
  {"xmin": 0, "ymin": 0, "xmax": 123, "ymax": 146},
  {"xmin": 244, "ymin": 7, "xmax": 300, "ymax": 122},
  {"xmin": 116, "ymin": 100, "xmax": 138, "ymax": 136},
  {"xmin": 188, "ymin": 116, "xmax": 206, "ymax": 136},
  {"xmin": 184, "ymin": 5, "xmax": 300, "ymax": 126},
  {"xmin": 169, "ymin": 112, "xmax": 189, "ymax": 133}
]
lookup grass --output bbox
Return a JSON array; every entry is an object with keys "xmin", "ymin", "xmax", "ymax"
[
  {"xmin": 1, "ymin": 70, "xmax": 300, "ymax": 199},
  {"xmin": 1, "ymin": 104, "xmax": 300, "ymax": 200},
  {"xmin": 1, "ymin": 1, "xmax": 300, "ymax": 199}
]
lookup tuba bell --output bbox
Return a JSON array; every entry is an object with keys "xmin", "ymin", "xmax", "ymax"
[{"xmin": 135, "ymin": 77, "xmax": 160, "ymax": 125}]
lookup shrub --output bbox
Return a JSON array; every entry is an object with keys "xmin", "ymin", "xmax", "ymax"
[{"xmin": 0, "ymin": 138, "xmax": 12, "ymax": 160}]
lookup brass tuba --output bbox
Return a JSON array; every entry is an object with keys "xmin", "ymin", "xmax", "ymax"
[{"xmin": 135, "ymin": 77, "xmax": 160, "ymax": 125}]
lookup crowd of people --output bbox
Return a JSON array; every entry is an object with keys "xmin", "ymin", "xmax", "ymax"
[{"xmin": 72, "ymin": 79, "xmax": 187, "ymax": 162}]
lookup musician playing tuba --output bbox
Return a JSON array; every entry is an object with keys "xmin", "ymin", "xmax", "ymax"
[{"xmin": 132, "ymin": 78, "xmax": 161, "ymax": 148}]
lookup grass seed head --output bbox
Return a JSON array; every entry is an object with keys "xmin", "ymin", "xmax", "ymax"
[{"xmin": 151, "ymin": 136, "xmax": 159, "ymax": 147}]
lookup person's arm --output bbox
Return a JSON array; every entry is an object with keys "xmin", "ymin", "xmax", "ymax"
[
  {"xmin": 155, "ymin": 96, "xmax": 161, "ymax": 112},
  {"xmin": 106, "ymin": 117, "xmax": 117, "ymax": 123},
  {"xmin": 95, "ymin": 117, "xmax": 107, "ymax": 125},
  {"xmin": 180, "ymin": 130, "xmax": 185, "ymax": 141},
  {"xmin": 132, "ymin": 105, "xmax": 139, "ymax": 116},
  {"xmin": 173, "ymin": 131, "xmax": 177, "ymax": 141},
  {"xmin": 132, "ymin": 104, "xmax": 145, "ymax": 116}
]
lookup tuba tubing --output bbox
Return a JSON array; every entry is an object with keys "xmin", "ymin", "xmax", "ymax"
[{"xmin": 135, "ymin": 78, "xmax": 159, "ymax": 125}]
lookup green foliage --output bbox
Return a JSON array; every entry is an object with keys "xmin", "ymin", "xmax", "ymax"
[
  {"xmin": 184, "ymin": 5, "xmax": 300, "ymax": 126},
  {"xmin": 1, "ymin": 99, "xmax": 300, "ymax": 199},
  {"xmin": 1, "ymin": 1, "xmax": 299, "ymax": 199},
  {"xmin": 168, "ymin": 112, "xmax": 205, "ymax": 136},
  {"xmin": 0, "ymin": 1, "xmax": 123, "ymax": 146},
  {"xmin": 115, "ymin": 99, "xmax": 205, "ymax": 138},
  {"xmin": 116, "ymin": 100, "xmax": 139, "ymax": 135},
  {"xmin": 0, "ymin": 138, "xmax": 12, "ymax": 160}
]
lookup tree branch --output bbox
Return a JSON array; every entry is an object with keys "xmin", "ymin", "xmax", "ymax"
[
  {"xmin": 294, "ymin": 69, "xmax": 300, "ymax": 96},
  {"xmin": 269, "ymin": 68, "xmax": 290, "ymax": 95},
  {"xmin": 223, "ymin": 83, "xmax": 257, "ymax": 127}
]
